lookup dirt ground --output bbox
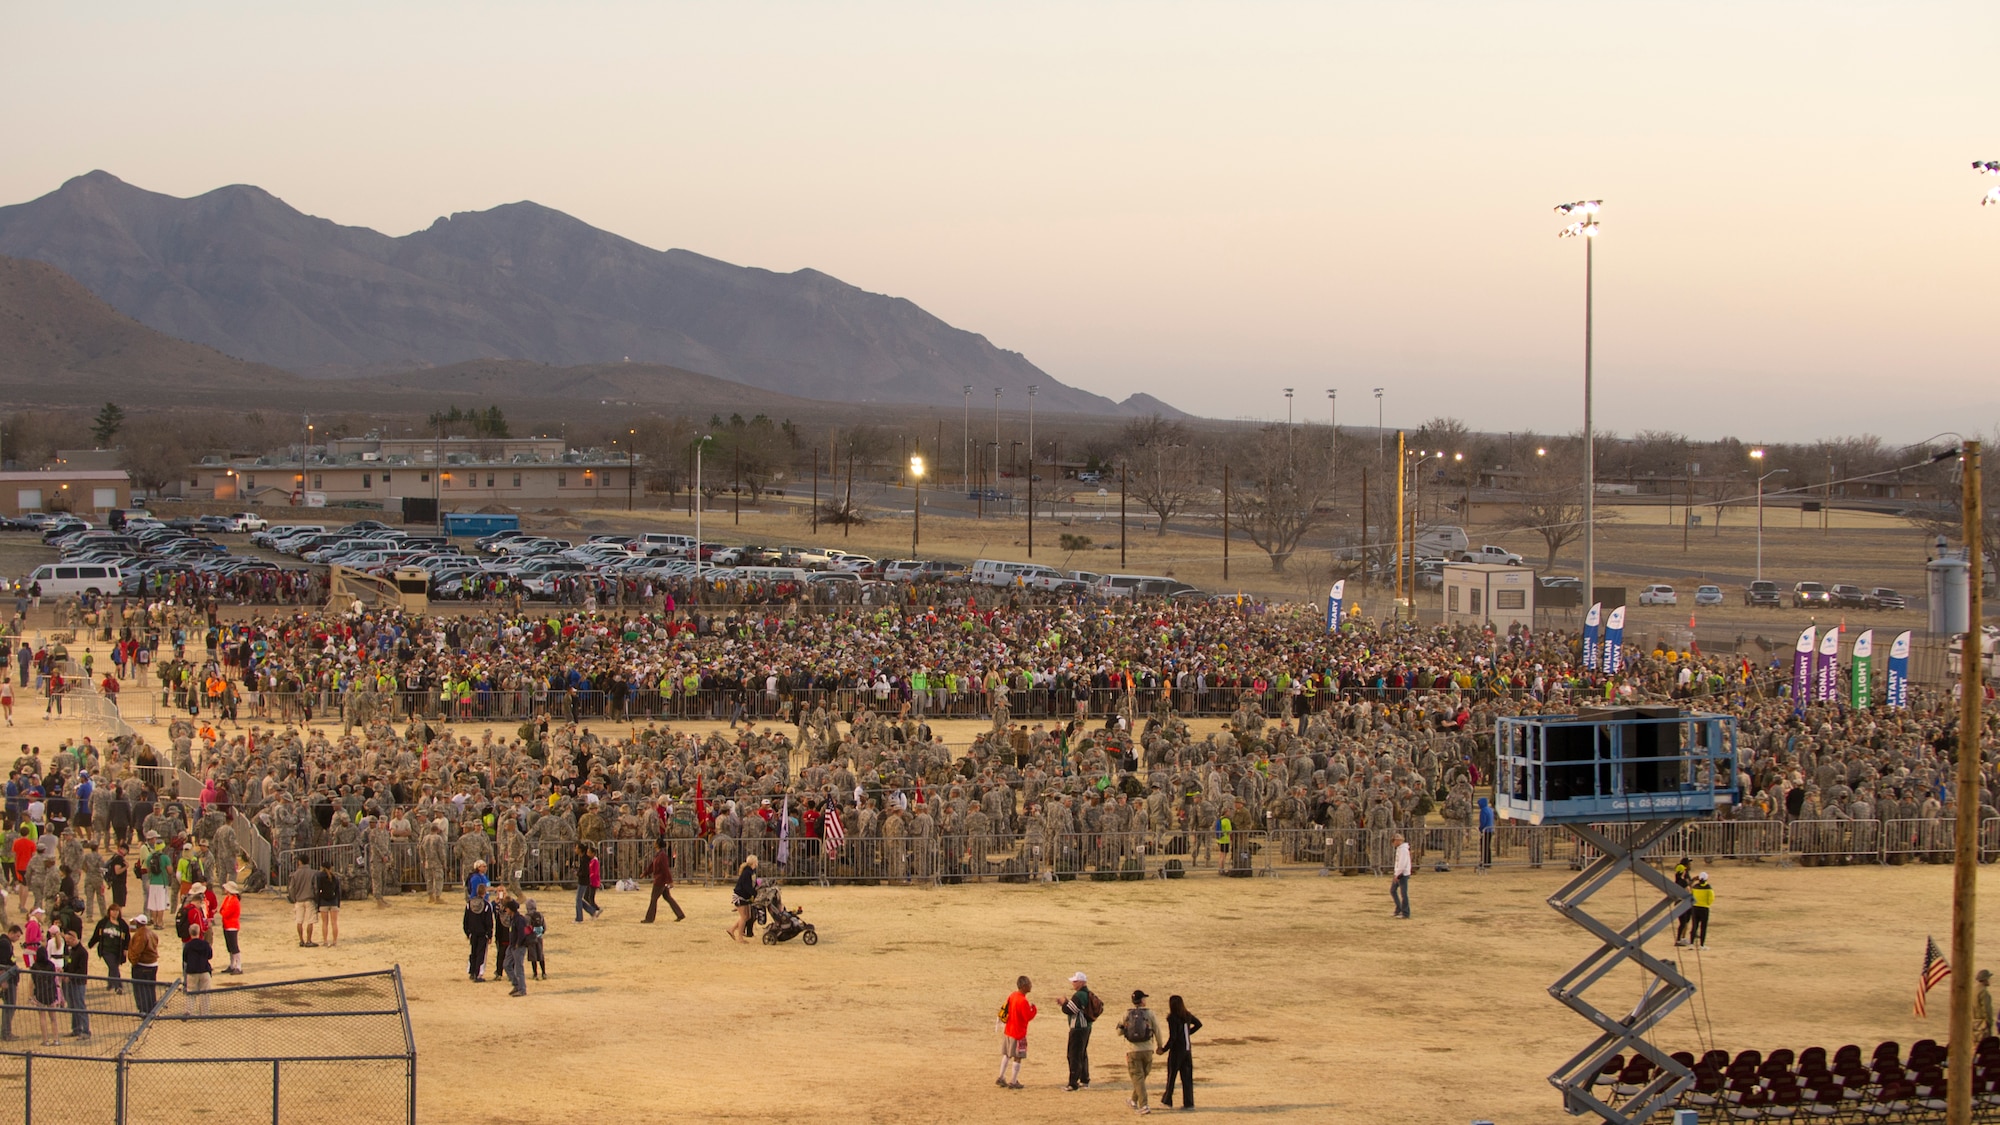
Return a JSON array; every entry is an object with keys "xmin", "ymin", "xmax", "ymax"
[{"xmin": 209, "ymin": 852, "xmax": 1998, "ymax": 1125}]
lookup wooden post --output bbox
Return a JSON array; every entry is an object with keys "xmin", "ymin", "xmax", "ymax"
[
  {"xmin": 1949, "ymin": 439, "xmax": 1983, "ymax": 1125},
  {"xmin": 1222, "ymin": 463, "xmax": 1231, "ymax": 582},
  {"xmin": 811, "ymin": 449, "xmax": 819, "ymax": 535}
]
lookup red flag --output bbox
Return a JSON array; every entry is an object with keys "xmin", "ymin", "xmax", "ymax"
[{"xmin": 694, "ymin": 776, "xmax": 712, "ymax": 837}]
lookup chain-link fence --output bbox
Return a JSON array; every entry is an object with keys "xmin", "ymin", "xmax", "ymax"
[{"xmin": 0, "ymin": 967, "xmax": 414, "ymax": 1125}]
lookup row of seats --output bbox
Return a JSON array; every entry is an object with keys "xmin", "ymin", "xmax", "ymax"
[{"xmin": 1591, "ymin": 1039, "xmax": 2000, "ymax": 1122}]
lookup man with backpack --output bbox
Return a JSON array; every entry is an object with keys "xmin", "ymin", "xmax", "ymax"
[
  {"xmin": 1117, "ymin": 989, "xmax": 1164, "ymax": 1114},
  {"xmin": 1059, "ymin": 970, "xmax": 1103, "ymax": 1091}
]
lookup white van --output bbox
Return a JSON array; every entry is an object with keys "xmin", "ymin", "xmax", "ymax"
[
  {"xmin": 1092, "ymin": 573, "xmax": 1175, "ymax": 598},
  {"xmin": 25, "ymin": 562, "xmax": 124, "ymax": 596},
  {"xmin": 731, "ymin": 566, "xmax": 812, "ymax": 585},
  {"xmin": 970, "ymin": 559, "xmax": 1030, "ymax": 587}
]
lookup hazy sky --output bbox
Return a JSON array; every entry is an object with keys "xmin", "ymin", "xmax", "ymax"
[{"xmin": 6, "ymin": 1, "xmax": 1998, "ymax": 442}]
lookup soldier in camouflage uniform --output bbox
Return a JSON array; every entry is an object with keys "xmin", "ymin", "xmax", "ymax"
[{"xmin": 420, "ymin": 822, "xmax": 448, "ymax": 903}]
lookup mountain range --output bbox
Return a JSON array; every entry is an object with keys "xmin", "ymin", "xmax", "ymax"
[{"xmin": 0, "ymin": 171, "xmax": 1174, "ymax": 416}]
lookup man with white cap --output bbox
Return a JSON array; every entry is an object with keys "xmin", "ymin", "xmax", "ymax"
[
  {"xmin": 1059, "ymin": 970, "xmax": 1102, "ymax": 1091},
  {"xmin": 125, "ymin": 912, "xmax": 160, "ymax": 1013}
]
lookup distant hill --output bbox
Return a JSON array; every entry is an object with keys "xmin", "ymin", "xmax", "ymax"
[
  {"xmin": 1118, "ymin": 392, "xmax": 1191, "ymax": 420},
  {"xmin": 350, "ymin": 358, "xmax": 821, "ymax": 413},
  {"xmin": 0, "ymin": 171, "xmax": 1160, "ymax": 415},
  {"xmin": 0, "ymin": 253, "xmax": 299, "ymax": 401}
]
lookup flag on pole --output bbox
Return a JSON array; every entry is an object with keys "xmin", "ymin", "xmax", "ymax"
[
  {"xmin": 1792, "ymin": 627, "xmax": 1816, "ymax": 716},
  {"xmin": 1916, "ymin": 936, "xmax": 1951, "ymax": 1017},
  {"xmin": 1850, "ymin": 630, "xmax": 1874, "ymax": 709},
  {"xmin": 822, "ymin": 805, "xmax": 846, "ymax": 859},
  {"xmin": 776, "ymin": 796, "xmax": 791, "ymax": 866}
]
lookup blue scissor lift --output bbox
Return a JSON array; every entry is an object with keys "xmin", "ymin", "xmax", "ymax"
[{"xmin": 1494, "ymin": 708, "xmax": 1740, "ymax": 1125}]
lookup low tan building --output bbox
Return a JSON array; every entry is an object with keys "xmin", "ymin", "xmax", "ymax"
[
  {"xmin": 175, "ymin": 438, "xmax": 636, "ymax": 509},
  {"xmin": 0, "ymin": 470, "xmax": 132, "ymax": 516},
  {"xmin": 1442, "ymin": 562, "xmax": 1537, "ymax": 631}
]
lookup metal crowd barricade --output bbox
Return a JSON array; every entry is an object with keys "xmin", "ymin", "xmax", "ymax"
[
  {"xmin": 1882, "ymin": 817, "xmax": 1955, "ymax": 866},
  {"xmin": 1676, "ymin": 819, "xmax": 1786, "ymax": 862},
  {"xmin": 1786, "ymin": 819, "xmax": 1880, "ymax": 865}
]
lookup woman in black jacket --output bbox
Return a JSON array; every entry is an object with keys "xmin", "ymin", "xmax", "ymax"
[
  {"xmin": 1159, "ymin": 994, "xmax": 1203, "ymax": 1109},
  {"xmin": 726, "ymin": 855, "xmax": 759, "ymax": 944}
]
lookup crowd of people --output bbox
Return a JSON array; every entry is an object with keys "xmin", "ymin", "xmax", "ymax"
[{"xmin": 0, "ymin": 591, "xmax": 1986, "ymax": 1059}]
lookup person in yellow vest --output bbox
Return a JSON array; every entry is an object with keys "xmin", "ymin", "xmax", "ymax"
[{"xmin": 1688, "ymin": 872, "xmax": 1714, "ymax": 949}]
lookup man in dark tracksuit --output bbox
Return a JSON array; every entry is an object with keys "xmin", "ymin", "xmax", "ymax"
[
  {"xmin": 642, "ymin": 843, "xmax": 684, "ymax": 923},
  {"xmin": 1059, "ymin": 971, "xmax": 1097, "ymax": 1091}
]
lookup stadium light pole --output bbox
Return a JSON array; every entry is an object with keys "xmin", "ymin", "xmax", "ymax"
[
  {"xmin": 1326, "ymin": 389, "xmax": 1337, "ymax": 475},
  {"xmin": 1373, "ymin": 388, "xmax": 1384, "ymax": 466},
  {"xmin": 694, "ymin": 434, "xmax": 712, "ymax": 580},
  {"xmin": 962, "ymin": 386, "xmax": 973, "ymax": 494},
  {"xmin": 1751, "ymin": 453, "xmax": 1788, "ymax": 582},
  {"xmin": 626, "ymin": 428, "xmax": 636, "ymax": 510},
  {"xmin": 1284, "ymin": 387, "xmax": 1295, "ymax": 468},
  {"xmin": 1556, "ymin": 199, "xmax": 1601, "ymax": 603}
]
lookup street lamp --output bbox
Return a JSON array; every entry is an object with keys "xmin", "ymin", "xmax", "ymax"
[
  {"xmin": 910, "ymin": 453, "xmax": 925, "ymax": 556},
  {"xmin": 1556, "ymin": 198, "xmax": 1602, "ymax": 602},
  {"xmin": 1750, "ymin": 450, "xmax": 1789, "ymax": 582},
  {"xmin": 626, "ymin": 428, "xmax": 636, "ymax": 510},
  {"xmin": 1373, "ymin": 388, "xmax": 1384, "ymax": 465},
  {"xmin": 694, "ymin": 434, "xmax": 713, "ymax": 579}
]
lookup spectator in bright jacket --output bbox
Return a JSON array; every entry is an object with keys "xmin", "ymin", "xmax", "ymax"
[{"xmin": 998, "ymin": 975, "xmax": 1037, "ymax": 1090}]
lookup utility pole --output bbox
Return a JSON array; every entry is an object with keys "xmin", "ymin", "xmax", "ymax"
[
  {"xmin": 1949, "ymin": 439, "xmax": 1983, "ymax": 1125},
  {"xmin": 626, "ymin": 428, "xmax": 635, "ymax": 510},
  {"xmin": 844, "ymin": 452, "xmax": 853, "ymax": 539},
  {"xmin": 811, "ymin": 449, "xmax": 819, "ymax": 535},
  {"xmin": 1394, "ymin": 431, "xmax": 1406, "ymax": 620},
  {"xmin": 962, "ymin": 386, "xmax": 972, "ymax": 495},
  {"xmin": 1360, "ymin": 468, "xmax": 1369, "ymax": 593},
  {"xmin": 1119, "ymin": 460, "xmax": 1128, "ymax": 568},
  {"xmin": 1222, "ymin": 463, "xmax": 1230, "ymax": 582},
  {"xmin": 1027, "ymin": 459, "xmax": 1035, "ymax": 558},
  {"xmin": 733, "ymin": 447, "xmax": 741, "ymax": 525}
]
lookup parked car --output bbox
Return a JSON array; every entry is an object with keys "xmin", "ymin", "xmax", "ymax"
[
  {"xmin": 1830, "ymin": 583, "xmax": 1870, "ymax": 609},
  {"xmin": 1745, "ymin": 580, "xmax": 1782, "ymax": 607},
  {"xmin": 1694, "ymin": 585, "xmax": 1724, "ymax": 607},
  {"xmin": 1638, "ymin": 584, "xmax": 1678, "ymax": 606},
  {"xmin": 1792, "ymin": 581, "xmax": 1833, "ymax": 608},
  {"xmin": 1866, "ymin": 587, "xmax": 1908, "ymax": 610}
]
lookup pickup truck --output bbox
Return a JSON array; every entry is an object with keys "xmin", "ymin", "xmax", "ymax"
[
  {"xmin": 230, "ymin": 512, "xmax": 269, "ymax": 532},
  {"xmin": 1460, "ymin": 545, "xmax": 1524, "ymax": 565}
]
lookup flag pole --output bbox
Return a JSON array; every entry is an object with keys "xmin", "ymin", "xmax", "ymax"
[{"xmin": 1949, "ymin": 439, "xmax": 1982, "ymax": 1125}]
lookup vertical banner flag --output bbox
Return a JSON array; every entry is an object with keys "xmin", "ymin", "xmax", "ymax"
[
  {"xmin": 1816, "ymin": 627, "xmax": 1841, "ymax": 703},
  {"xmin": 1850, "ymin": 630, "xmax": 1874, "ymax": 709},
  {"xmin": 1792, "ymin": 627, "xmax": 1816, "ymax": 714},
  {"xmin": 1327, "ymin": 580, "xmax": 1344, "ymax": 633},
  {"xmin": 1603, "ymin": 606, "xmax": 1627, "ymax": 674},
  {"xmin": 1583, "ymin": 603, "xmax": 1602, "ymax": 672},
  {"xmin": 1887, "ymin": 630, "xmax": 1913, "ymax": 709}
]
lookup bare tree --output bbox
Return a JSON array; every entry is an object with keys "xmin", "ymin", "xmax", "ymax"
[
  {"xmin": 1121, "ymin": 414, "xmax": 1199, "ymax": 535},
  {"xmin": 1500, "ymin": 441, "xmax": 1588, "ymax": 570},
  {"xmin": 1234, "ymin": 425, "xmax": 1338, "ymax": 572}
]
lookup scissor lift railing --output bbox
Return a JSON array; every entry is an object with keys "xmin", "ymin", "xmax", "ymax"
[{"xmin": 1493, "ymin": 710, "xmax": 1740, "ymax": 1124}]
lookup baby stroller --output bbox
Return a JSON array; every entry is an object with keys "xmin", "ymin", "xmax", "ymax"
[{"xmin": 754, "ymin": 882, "xmax": 818, "ymax": 946}]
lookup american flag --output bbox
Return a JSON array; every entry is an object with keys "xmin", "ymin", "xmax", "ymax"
[
  {"xmin": 822, "ymin": 805, "xmax": 845, "ymax": 859},
  {"xmin": 1916, "ymin": 936, "xmax": 1951, "ymax": 1017}
]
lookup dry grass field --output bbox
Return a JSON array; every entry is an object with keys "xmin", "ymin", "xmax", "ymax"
[{"xmin": 206, "ymin": 852, "xmax": 1999, "ymax": 1125}]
